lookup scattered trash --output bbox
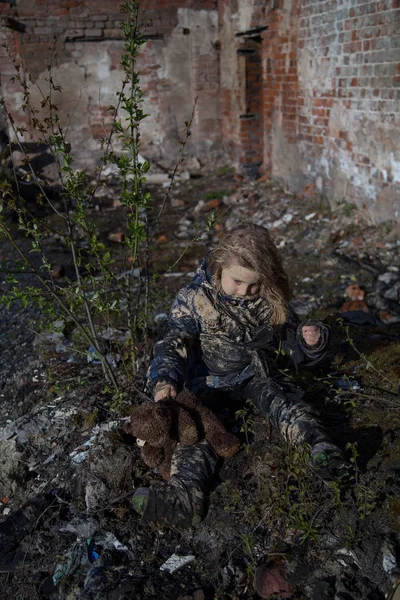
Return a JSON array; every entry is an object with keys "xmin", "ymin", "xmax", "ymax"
[
  {"xmin": 59, "ymin": 518, "xmax": 99, "ymax": 540},
  {"xmin": 105, "ymin": 352, "xmax": 121, "ymax": 369},
  {"xmin": 270, "ymin": 212, "xmax": 294, "ymax": 229},
  {"xmin": 80, "ymin": 562, "xmax": 108, "ymax": 597},
  {"xmin": 85, "ymin": 478, "xmax": 108, "ymax": 513},
  {"xmin": 159, "ymin": 553, "xmax": 195, "ymax": 574},
  {"xmin": 53, "ymin": 540, "xmax": 89, "ymax": 586},
  {"xmin": 70, "ymin": 435, "xmax": 97, "ymax": 464},
  {"xmin": 171, "ymin": 198, "xmax": 186, "ymax": 208},
  {"xmin": 305, "ymin": 212, "xmax": 316, "ymax": 221},
  {"xmin": 282, "ymin": 212, "xmax": 293, "ymax": 223},
  {"xmin": 87, "ymin": 346, "xmax": 102, "ymax": 364},
  {"xmin": 333, "ymin": 378, "xmax": 362, "ymax": 392},
  {"xmin": 3, "ymin": 166, "xmax": 400, "ymax": 600},
  {"xmin": 336, "ymin": 547, "xmax": 362, "ymax": 569},
  {"xmin": 69, "ymin": 420, "xmax": 121, "ymax": 464},
  {"xmin": 382, "ymin": 538, "xmax": 397, "ymax": 573},
  {"xmin": 164, "ymin": 272, "xmax": 186, "ymax": 278},
  {"xmin": 66, "ymin": 354, "xmax": 80, "ymax": 363}
]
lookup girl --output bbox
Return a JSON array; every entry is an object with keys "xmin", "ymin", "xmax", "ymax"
[{"xmin": 132, "ymin": 224, "xmax": 348, "ymax": 527}]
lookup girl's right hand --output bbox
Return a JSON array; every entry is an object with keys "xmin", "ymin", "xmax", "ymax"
[{"xmin": 154, "ymin": 383, "xmax": 177, "ymax": 402}]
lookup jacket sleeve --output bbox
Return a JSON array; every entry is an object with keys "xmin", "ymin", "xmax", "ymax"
[
  {"xmin": 281, "ymin": 309, "xmax": 330, "ymax": 368},
  {"xmin": 148, "ymin": 287, "xmax": 200, "ymax": 391}
]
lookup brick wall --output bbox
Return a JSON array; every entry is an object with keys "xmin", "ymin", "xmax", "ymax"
[
  {"xmin": 260, "ymin": 0, "xmax": 400, "ymax": 222},
  {"xmin": 0, "ymin": 0, "xmax": 221, "ymax": 173},
  {"xmin": 1, "ymin": 0, "xmax": 399, "ymax": 222},
  {"xmin": 219, "ymin": 0, "xmax": 399, "ymax": 222},
  {"xmin": 295, "ymin": 0, "xmax": 400, "ymax": 221}
]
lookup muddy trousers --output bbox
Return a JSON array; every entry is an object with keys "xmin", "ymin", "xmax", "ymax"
[
  {"xmin": 240, "ymin": 376, "xmax": 331, "ymax": 448},
  {"xmin": 132, "ymin": 440, "xmax": 219, "ymax": 528}
]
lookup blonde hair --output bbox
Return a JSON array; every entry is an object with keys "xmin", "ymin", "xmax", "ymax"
[{"xmin": 208, "ymin": 224, "xmax": 291, "ymax": 325}]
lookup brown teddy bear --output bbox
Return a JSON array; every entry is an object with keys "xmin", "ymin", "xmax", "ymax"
[{"xmin": 125, "ymin": 390, "xmax": 240, "ymax": 480}]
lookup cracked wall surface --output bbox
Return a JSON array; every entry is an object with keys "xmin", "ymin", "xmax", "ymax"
[{"xmin": 0, "ymin": 0, "xmax": 220, "ymax": 173}]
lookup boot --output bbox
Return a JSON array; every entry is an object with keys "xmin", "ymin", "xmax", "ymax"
[
  {"xmin": 310, "ymin": 441, "xmax": 352, "ymax": 484},
  {"xmin": 132, "ymin": 440, "xmax": 218, "ymax": 528}
]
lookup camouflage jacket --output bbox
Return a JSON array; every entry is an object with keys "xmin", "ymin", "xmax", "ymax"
[{"xmin": 149, "ymin": 259, "xmax": 330, "ymax": 392}]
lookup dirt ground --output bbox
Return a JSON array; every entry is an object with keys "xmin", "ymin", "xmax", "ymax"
[{"xmin": 1, "ymin": 168, "xmax": 400, "ymax": 600}]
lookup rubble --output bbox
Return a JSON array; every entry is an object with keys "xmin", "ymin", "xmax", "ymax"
[
  {"xmin": 159, "ymin": 554, "xmax": 196, "ymax": 574},
  {"xmin": 1, "ymin": 170, "xmax": 400, "ymax": 599}
]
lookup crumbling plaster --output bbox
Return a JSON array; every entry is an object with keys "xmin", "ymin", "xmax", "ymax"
[
  {"xmin": 29, "ymin": 46, "xmax": 125, "ymax": 167},
  {"xmin": 139, "ymin": 8, "xmax": 220, "ymax": 164}
]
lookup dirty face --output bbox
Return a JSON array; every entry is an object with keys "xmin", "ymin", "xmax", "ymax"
[{"xmin": 220, "ymin": 264, "xmax": 261, "ymax": 298}]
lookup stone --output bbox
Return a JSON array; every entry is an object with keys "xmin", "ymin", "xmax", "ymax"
[
  {"xmin": 254, "ymin": 561, "xmax": 293, "ymax": 599},
  {"xmin": 378, "ymin": 272, "xmax": 398, "ymax": 285},
  {"xmin": 202, "ymin": 198, "xmax": 222, "ymax": 211},
  {"xmin": 383, "ymin": 283, "xmax": 399, "ymax": 301},
  {"xmin": 171, "ymin": 198, "xmax": 185, "ymax": 208},
  {"xmin": 345, "ymin": 284, "xmax": 365, "ymax": 301},
  {"xmin": 85, "ymin": 477, "xmax": 108, "ymax": 513},
  {"xmin": 382, "ymin": 538, "xmax": 397, "ymax": 573},
  {"xmin": 108, "ymin": 232, "xmax": 125, "ymax": 243},
  {"xmin": 50, "ymin": 265, "xmax": 65, "ymax": 279},
  {"xmin": 340, "ymin": 300, "xmax": 369, "ymax": 313}
]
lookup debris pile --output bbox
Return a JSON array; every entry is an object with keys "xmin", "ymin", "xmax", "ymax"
[{"xmin": 1, "ymin": 169, "xmax": 400, "ymax": 599}]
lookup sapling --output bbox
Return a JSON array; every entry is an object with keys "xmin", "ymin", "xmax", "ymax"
[{"xmin": 0, "ymin": 0, "xmax": 197, "ymax": 397}]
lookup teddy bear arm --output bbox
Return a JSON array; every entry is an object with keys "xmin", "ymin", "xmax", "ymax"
[
  {"xmin": 141, "ymin": 443, "xmax": 164, "ymax": 469},
  {"xmin": 177, "ymin": 407, "xmax": 199, "ymax": 446},
  {"xmin": 158, "ymin": 440, "xmax": 177, "ymax": 480},
  {"xmin": 200, "ymin": 406, "xmax": 241, "ymax": 458}
]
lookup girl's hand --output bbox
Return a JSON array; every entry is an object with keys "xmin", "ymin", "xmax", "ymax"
[
  {"xmin": 302, "ymin": 325, "xmax": 321, "ymax": 346},
  {"xmin": 154, "ymin": 383, "xmax": 177, "ymax": 402}
]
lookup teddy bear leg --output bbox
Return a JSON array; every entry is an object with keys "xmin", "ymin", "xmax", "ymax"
[{"xmin": 131, "ymin": 440, "xmax": 218, "ymax": 528}]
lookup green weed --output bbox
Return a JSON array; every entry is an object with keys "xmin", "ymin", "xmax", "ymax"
[{"xmin": 204, "ymin": 189, "xmax": 234, "ymax": 200}]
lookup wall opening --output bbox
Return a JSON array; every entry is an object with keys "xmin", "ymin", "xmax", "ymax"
[{"xmin": 235, "ymin": 28, "xmax": 266, "ymax": 178}]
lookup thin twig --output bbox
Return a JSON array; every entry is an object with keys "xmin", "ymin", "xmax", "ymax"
[
  {"xmin": 152, "ymin": 97, "xmax": 198, "ymax": 226},
  {"xmin": 155, "ymin": 202, "xmax": 236, "ymax": 281},
  {"xmin": 336, "ymin": 389, "xmax": 400, "ymax": 407}
]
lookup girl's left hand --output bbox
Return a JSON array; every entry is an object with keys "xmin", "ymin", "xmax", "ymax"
[{"xmin": 302, "ymin": 325, "xmax": 321, "ymax": 346}]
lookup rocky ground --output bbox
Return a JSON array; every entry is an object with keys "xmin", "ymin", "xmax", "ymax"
[{"xmin": 1, "ymin": 166, "xmax": 400, "ymax": 600}]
